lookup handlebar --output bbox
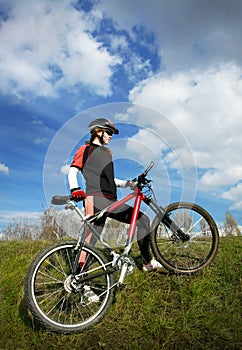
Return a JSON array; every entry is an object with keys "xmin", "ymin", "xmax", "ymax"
[
  {"xmin": 131, "ymin": 161, "xmax": 154, "ymax": 188},
  {"xmin": 141, "ymin": 161, "xmax": 154, "ymax": 177}
]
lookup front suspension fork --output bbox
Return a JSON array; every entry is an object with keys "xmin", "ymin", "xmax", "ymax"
[{"xmin": 148, "ymin": 198, "xmax": 190, "ymax": 242}]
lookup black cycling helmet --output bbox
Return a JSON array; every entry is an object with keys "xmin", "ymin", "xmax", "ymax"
[{"xmin": 88, "ymin": 118, "xmax": 119, "ymax": 134}]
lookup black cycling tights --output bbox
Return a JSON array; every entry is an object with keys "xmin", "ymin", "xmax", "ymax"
[{"xmin": 86, "ymin": 196, "xmax": 152, "ymax": 265}]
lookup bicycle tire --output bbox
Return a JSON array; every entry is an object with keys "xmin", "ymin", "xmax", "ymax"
[
  {"xmin": 24, "ymin": 241, "xmax": 115, "ymax": 333},
  {"xmin": 150, "ymin": 202, "xmax": 219, "ymax": 274}
]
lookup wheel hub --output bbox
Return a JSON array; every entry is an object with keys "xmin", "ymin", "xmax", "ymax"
[{"xmin": 64, "ymin": 275, "xmax": 73, "ymax": 293}]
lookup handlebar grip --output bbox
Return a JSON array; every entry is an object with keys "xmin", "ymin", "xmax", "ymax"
[{"xmin": 142, "ymin": 161, "xmax": 154, "ymax": 177}]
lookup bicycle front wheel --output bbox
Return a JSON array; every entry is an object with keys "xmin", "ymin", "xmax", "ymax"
[
  {"xmin": 25, "ymin": 241, "xmax": 115, "ymax": 333},
  {"xmin": 150, "ymin": 202, "xmax": 219, "ymax": 274}
]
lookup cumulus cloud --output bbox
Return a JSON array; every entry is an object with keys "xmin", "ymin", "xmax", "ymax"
[
  {"xmin": 128, "ymin": 62, "xmax": 242, "ymax": 192},
  {"xmin": 98, "ymin": 0, "xmax": 242, "ymax": 71},
  {"xmin": 95, "ymin": 0, "xmax": 242, "ymax": 210},
  {"xmin": 0, "ymin": 163, "xmax": 9, "ymax": 175},
  {"xmin": 60, "ymin": 164, "xmax": 70, "ymax": 175},
  {"xmin": 1, "ymin": 0, "xmax": 242, "ymax": 215},
  {"xmin": 221, "ymin": 183, "xmax": 242, "ymax": 210},
  {"xmin": 0, "ymin": 0, "xmax": 121, "ymax": 98}
]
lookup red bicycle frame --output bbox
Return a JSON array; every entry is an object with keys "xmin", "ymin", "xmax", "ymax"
[
  {"xmin": 106, "ymin": 187, "xmax": 147, "ymax": 242},
  {"xmin": 78, "ymin": 187, "xmax": 147, "ymax": 268}
]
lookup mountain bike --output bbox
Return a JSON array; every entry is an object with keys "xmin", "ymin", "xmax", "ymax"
[{"xmin": 24, "ymin": 162, "xmax": 219, "ymax": 333}]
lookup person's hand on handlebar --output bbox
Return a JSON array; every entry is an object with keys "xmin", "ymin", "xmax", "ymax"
[
  {"xmin": 127, "ymin": 179, "xmax": 138, "ymax": 189},
  {"xmin": 71, "ymin": 187, "xmax": 87, "ymax": 201}
]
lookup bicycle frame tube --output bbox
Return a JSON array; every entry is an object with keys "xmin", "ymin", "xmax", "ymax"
[
  {"xmin": 74, "ymin": 185, "xmax": 188, "ymax": 253},
  {"xmin": 127, "ymin": 190, "xmax": 146, "ymax": 240},
  {"xmin": 73, "ymin": 190, "xmax": 143, "ymax": 253},
  {"xmin": 107, "ymin": 188, "xmax": 146, "ymax": 247},
  {"xmin": 146, "ymin": 197, "xmax": 166, "ymax": 218},
  {"xmin": 72, "ymin": 189, "xmax": 147, "ymax": 279}
]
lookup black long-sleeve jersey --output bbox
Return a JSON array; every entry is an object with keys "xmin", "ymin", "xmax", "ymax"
[{"xmin": 70, "ymin": 143, "xmax": 117, "ymax": 199}]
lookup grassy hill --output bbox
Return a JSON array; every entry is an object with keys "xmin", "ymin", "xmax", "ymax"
[{"xmin": 0, "ymin": 237, "xmax": 241, "ymax": 350}]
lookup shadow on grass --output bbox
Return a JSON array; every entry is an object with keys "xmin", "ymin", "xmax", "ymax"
[{"xmin": 19, "ymin": 296, "xmax": 43, "ymax": 332}]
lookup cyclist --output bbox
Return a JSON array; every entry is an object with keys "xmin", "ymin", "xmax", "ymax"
[{"xmin": 68, "ymin": 118, "xmax": 162, "ymax": 272}]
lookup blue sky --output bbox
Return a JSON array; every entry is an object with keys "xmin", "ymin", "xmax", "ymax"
[{"xmin": 1, "ymin": 0, "xmax": 242, "ymax": 229}]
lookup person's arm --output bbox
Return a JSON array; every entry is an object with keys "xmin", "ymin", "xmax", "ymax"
[
  {"xmin": 68, "ymin": 166, "xmax": 79, "ymax": 190},
  {"xmin": 114, "ymin": 178, "xmax": 131, "ymax": 188},
  {"xmin": 68, "ymin": 166, "xmax": 86, "ymax": 201}
]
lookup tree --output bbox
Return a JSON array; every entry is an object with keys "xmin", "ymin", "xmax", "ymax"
[
  {"xmin": 173, "ymin": 210, "xmax": 193, "ymax": 231},
  {"xmin": 224, "ymin": 211, "xmax": 241, "ymax": 236},
  {"xmin": 1, "ymin": 219, "xmax": 41, "ymax": 240},
  {"xmin": 200, "ymin": 218, "xmax": 210, "ymax": 236},
  {"xmin": 40, "ymin": 207, "xmax": 66, "ymax": 240},
  {"xmin": 0, "ymin": 207, "xmax": 66, "ymax": 241}
]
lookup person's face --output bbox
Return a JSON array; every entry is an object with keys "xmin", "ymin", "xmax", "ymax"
[{"xmin": 98, "ymin": 129, "xmax": 113, "ymax": 144}]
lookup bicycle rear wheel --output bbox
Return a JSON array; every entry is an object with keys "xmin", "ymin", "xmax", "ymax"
[
  {"xmin": 25, "ymin": 241, "xmax": 114, "ymax": 333},
  {"xmin": 150, "ymin": 202, "xmax": 219, "ymax": 274}
]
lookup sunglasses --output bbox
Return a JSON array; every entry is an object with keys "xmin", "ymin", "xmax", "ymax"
[{"xmin": 105, "ymin": 129, "xmax": 114, "ymax": 136}]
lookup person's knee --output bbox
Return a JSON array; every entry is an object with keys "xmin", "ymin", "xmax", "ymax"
[
  {"xmin": 136, "ymin": 212, "xmax": 150, "ymax": 244},
  {"xmin": 137, "ymin": 212, "xmax": 150, "ymax": 232}
]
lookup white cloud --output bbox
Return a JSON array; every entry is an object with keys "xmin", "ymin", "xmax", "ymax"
[
  {"xmin": 1, "ymin": 0, "xmax": 242, "ymax": 216},
  {"xmin": 111, "ymin": 105, "xmax": 198, "ymax": 203},
  {"xmin": 128, "ymin": 62, "xmax": 242, "ymax": 191},
  {"xmin": 125, "ymin": 128, "xmax": 167, "ymax": 160},
  {"xmin": 0, "ymin": 163, "xmax": 9, "ymax": 175},
  {"xmin": 0, "ymin": 210, "xmax": 42, "ymax": 226},
  {"xmin": 98, "ymin": 0, "xmax": 242, "ymax": 71},
  {"xmin": 199, "ymin": 168, "xmax": 242, "ymax": 189},
  {"xmin": 31, "ymin": 118, "xmax": 43, "ymax": 126},
  {"xmin": 60, "ymin": 164, "xmax": 70, "ymax": 175},
  {"xmin": 34, "ymin": 138, "xmax": 47, "ymax": 145},
  {"xmin": 110, "ymin": 34, "xmax": 129, "ymax": 51},
  {"xmin": 221, "ymin": 183, "xmax": 242, "ymax": 210},
  {"xmin": 0, "ymin": 0, "xmax": 121, "ymax": 98}
]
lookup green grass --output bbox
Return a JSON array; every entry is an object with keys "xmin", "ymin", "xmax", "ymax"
[{"xmin": 0, "ymin": 237, "xmax": 241, "ymax": 350}]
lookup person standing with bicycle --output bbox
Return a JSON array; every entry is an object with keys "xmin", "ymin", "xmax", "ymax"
[
  {"xmin": 68, "ymin": 118, "xmax": 162, "ymax": 272},
  {"xmin": 25, "ymin": 118, "xmax": 218, "ymax": 332}
]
